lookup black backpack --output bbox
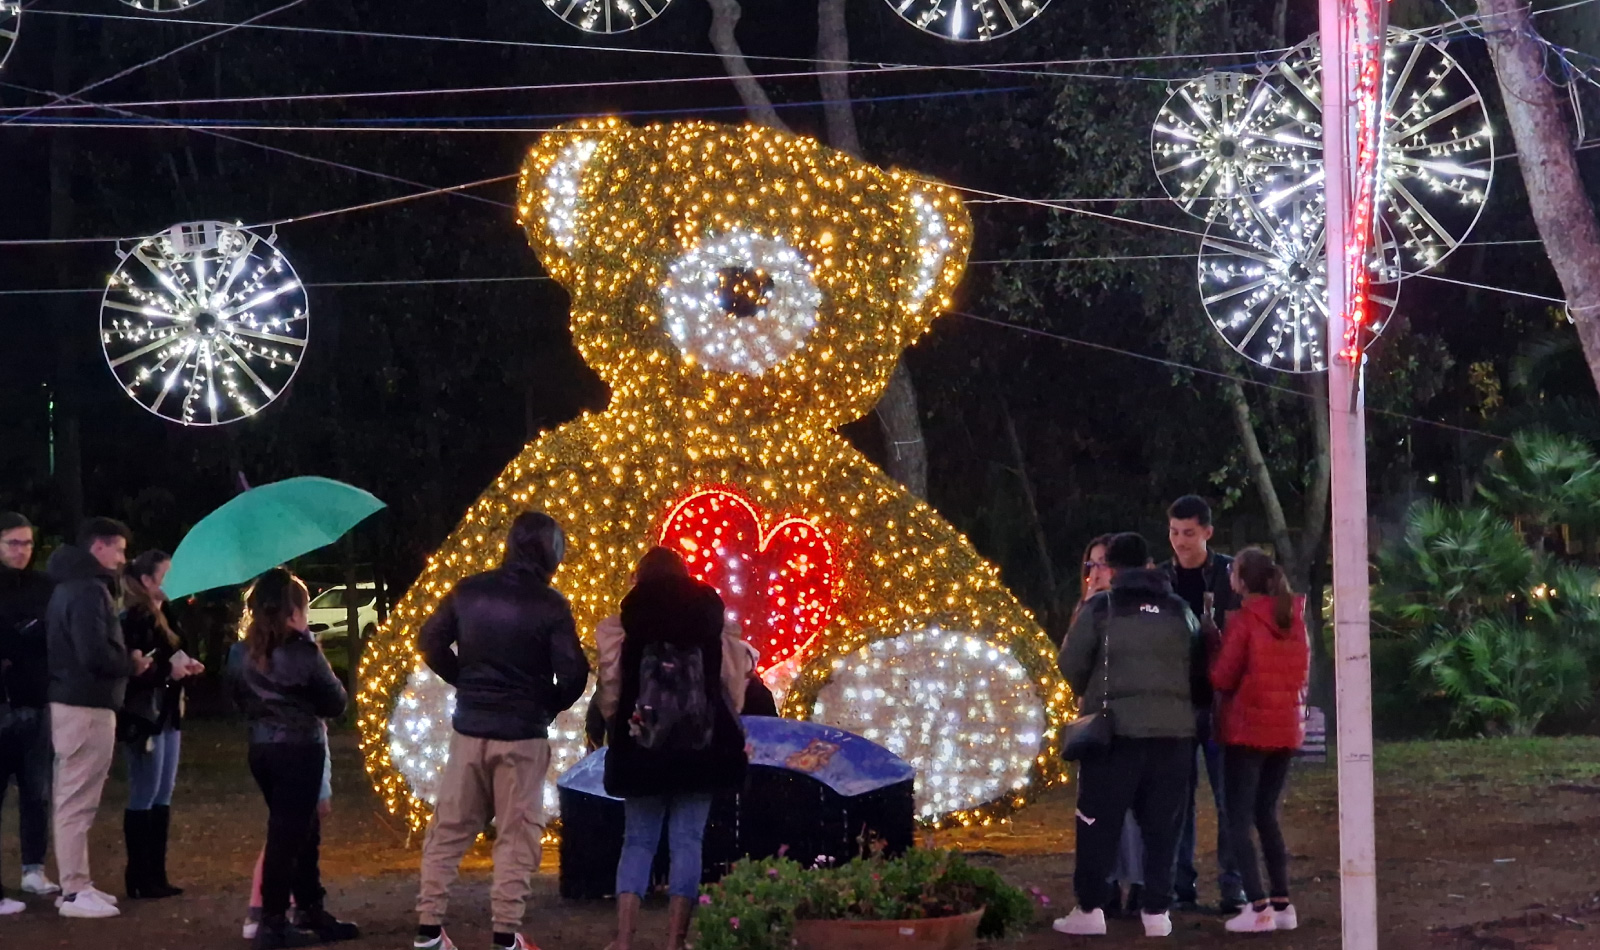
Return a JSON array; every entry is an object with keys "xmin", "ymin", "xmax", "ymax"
[{"xmin": 628, "ymin": 642, "xmax": 714, "ymax": 751}]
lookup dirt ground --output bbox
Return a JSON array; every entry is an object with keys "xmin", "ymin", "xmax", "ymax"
[{"xmin": 1, "ymin": 723, "xmax": 1597, "ymax": 950}]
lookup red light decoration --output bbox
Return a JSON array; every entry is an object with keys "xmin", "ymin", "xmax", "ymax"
[
  {"xmin": 1339, "ymin": 0, "xmax": 1389, "ymax": 365},
  {"xmin": 658, "ymin": 486, "xmax": 838, "ymax": 673}
]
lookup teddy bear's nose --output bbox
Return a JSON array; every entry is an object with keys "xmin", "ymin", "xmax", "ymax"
[{"xmin": 716, "ymin": 267, "xmax": 775, "ymax": 320}]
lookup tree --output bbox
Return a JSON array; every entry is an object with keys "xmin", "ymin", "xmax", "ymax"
[
  {"xmin": 705, "ymin": 0, "xmax": 931, "ymax": 498},
  {"xmin": 1475, "ymin": 0, "xmax": 1600, "ymax": 397}
]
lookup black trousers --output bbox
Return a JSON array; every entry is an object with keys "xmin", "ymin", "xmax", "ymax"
[
  {"xmin": 1221, "ymin": 746, "xmax": 1293, "ymax": 904},
  {"xmin": 1073, "ymin": 737, "xmax": 1191, "ymax": 915},
  {"xmin": 248, "ymin": 742, "xmax": 326, "ymax": 917},
  {"xmin": 0, "ymin": 707, "xmax": 52, "ymax": 898}
]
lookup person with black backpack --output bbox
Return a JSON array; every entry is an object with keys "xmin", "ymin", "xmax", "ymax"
[{"xmin": 600, "ymin": 547, "xmax": 750, "ymax": 950}]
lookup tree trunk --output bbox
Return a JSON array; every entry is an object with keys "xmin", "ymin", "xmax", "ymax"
[
  {"xmin": 1477, "ymin": 0, "xmax": 1600, "ymax": 396},
  {"xmin": 50, "ymin": 17, "xmax": 84, "ymax": 534},
  {"xmin": 997, "ymin": 389, "xmax": 1059, "ymax": 624},
  {"xmin": 706, "ymin": 0, "xmax": 791, "ymax": 132},
  {"xmin": 1301, "ymin": 375, "xmax": 1335, "ymax": 716},
  {"xmin": 816, "ymin": 0, "xmax": 862, "ymax": 157},
  {"xmin": 876, "ymin": 362, "xmax": 929, "ymax": 497},
  {"xmin": 1226, "ymin": 379, "xmax": 1298, "ymax": 569}
]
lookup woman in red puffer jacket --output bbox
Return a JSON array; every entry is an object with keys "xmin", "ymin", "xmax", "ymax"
[{"xmin": 1210, "ymin": 548, "xmax": 1309, "ymax": 936}]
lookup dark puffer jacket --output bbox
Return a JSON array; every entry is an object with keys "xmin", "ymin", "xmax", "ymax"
[
  {"xmin": 1211, "ymin": 595, "xmax": 1310, "ymax": 751},
  {"xmin": 1058, "ymin": 568, "xmax": 1210, "ymax": 740},
  {"xmin": 603, "ymin": 573, "xmax": 748, "ymax": 799},
  {"xmin": 227, "ymin": 633, "xmax": 347, "ymax": 745},
  {"xmin": 46, "ymin": 545, "xmax": 138, "ymax": 710},
  {"xmin": 120, "ymin": 603, "xmax": 189, "ymax": 739},
  {"xmin": 419, "ymin": 512, "xmax": 590, "ymax": 742},
  {"xmin": 0, "ymin": 565, "xmax": 54, "ymax": 709}
]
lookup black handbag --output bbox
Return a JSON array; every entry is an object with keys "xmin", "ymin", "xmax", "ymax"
[{"xmin": 1061, "ymin": 598, "xmax": 1115, "ymax": 762}]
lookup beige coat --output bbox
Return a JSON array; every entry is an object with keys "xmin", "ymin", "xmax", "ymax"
[{"xmin": 595, "ymin": 614, "xmax": 752, "ymax": 723}]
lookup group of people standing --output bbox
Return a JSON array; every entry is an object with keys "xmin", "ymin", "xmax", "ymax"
[
  {"xmin": 1051, "ymin": 496, "xmax": 1311, "ymax": 938},
  {"xmin": 0, "ymin": 514, "xmax": 197, "ymax": 921}
]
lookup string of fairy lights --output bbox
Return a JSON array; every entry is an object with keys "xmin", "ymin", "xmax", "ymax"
[{"xmin": 0, "ymin": 0, "xmax": 1586, "ymax": 829}]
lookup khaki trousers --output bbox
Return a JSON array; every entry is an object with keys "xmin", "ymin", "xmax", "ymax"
[
  {"xmin": 416, "ymin": 733, "xmax": 551, "ymax": 932},
  {"xmin": 49, "ymin": 703, "xmax": 117, "ymax": 897}
]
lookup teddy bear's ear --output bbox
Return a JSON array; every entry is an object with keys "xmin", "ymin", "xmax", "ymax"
[
  {"xmin": 895, "ymin": 176, "xmax": 973, "ymax": 321},
  {"xmin": 517, "ymin": 119, "xmax": 625, "ymax": 283}
]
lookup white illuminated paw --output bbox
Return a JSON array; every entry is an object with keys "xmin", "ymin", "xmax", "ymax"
[
  {"xmin": 387, "ymin": 666, "xmax": 596, "ymax": 819},
  {"xmin": 810, "ymin": 627, "xmax": 1044, "ymax": 820}
]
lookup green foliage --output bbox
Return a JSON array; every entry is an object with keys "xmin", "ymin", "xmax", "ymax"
[
  {"xmin": 1375, "ymin": 501, "xmax": 1534, "ymax": 641},
  {"xmin": 1415, "ymin": 618, "xmax": 1590, "ymax": 737},
  {"xmin": 693, "ymin": 849, "xmax": 1035, "ymax": 950},
  {"xmin": 1477, "ymin": 430, "xmax": 1600, "ymax": 531}
]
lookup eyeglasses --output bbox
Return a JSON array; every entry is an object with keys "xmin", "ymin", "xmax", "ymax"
[
  {"xmin": 1, "ymin": 540, "xmax": 34, "ymax": 549},
  {"xmin": 1083, "ymin": 561, "xmax": 1108, "ymax": 572}
]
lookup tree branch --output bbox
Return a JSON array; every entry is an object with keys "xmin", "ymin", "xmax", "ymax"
[
  {"xmin": 997, "ymin": 387, "xmax": 1059, "ymax": 620},
  {"xmin": 706, "ymin": 0, "xmax": 791, "ymax": 132},
  {"xmin": 816, "ymin": 0, "xmax": 862, "ymax": 156}
]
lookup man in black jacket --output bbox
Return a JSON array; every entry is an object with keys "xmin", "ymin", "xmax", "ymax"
[
  {"xmin": 1, "ymin": 512, "xmax": 61, "ymax": 908},
  {"xmin": 413, "ymin": 511, "xmax": 590, "ymax": 950},
  {"xmin": 46, "ymin": 518, "xmax": 152, "ymax": 919},
  {"xmin": 1161, "ymin": 495, "xmax": 1247, "ymax": 915}
]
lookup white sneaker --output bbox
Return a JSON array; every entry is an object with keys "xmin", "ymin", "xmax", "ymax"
[
  {"xmin": 1143, "ymin": 911, "xmax": 1173, "ymax": 937},
  {"xmin": 58, "ymin": 891, "xmax": 120, "ymax": 919},
  {"xmin": 242, "ymin": 921, "xmax": 259, "ymax": 940},
  {"xmin": 54, "ymin": 887, "xmax": 118, "ymax": 909},
  {"xmin": 1272, "ymin": 904, "xmax": 1299, "ymax": 931},
  {"xmin": 1225, "ymin": 906, "xmax": 1276, "ymax": 933},
  {"xmin": 414, "ymin": 929, "xmax": 459, "ymax": 949},
  {"xmin": 20, "ymin": 870, "xmax": 60, "ymax": 896},
  {"xmin": 1052, "ymin": 907, "xmax": 1108, "ymax": 936},
  {"xmin": 0, "ymin": 897, "xmax": 25, "ymax": 916}
]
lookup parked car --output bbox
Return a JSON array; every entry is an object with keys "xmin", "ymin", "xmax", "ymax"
[{"xmin": 306, "ymin": 583, "xmax": 379, "ymax": 643}]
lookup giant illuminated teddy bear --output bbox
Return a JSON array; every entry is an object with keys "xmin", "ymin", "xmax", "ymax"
[{"xmin": 358, "ymin": 118, "xmax": 1071, "ymax": 834}]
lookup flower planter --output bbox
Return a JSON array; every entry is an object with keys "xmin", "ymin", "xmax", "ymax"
[{"xmin": 792, "ymin": 908, "xmax": 985, "ymax": 950}]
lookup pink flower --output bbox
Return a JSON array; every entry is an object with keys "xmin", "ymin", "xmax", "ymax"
[
  {"xmin": 730, "ymin": 917, "xmax": 741, "ymax": 930},
  {"xmin": 767, "ymin": 868, "xmax": 780, "ymax": 879},
  {"xmin": 777, "ymin": 844, "xmax": 790, "ymax": 857},
  {"xmin": 699, "ymin": 895, "xmax": 712, "ymax": 906}
]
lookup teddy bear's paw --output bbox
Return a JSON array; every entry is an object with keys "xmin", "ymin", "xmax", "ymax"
[
  {"xmin": 386, "ymin": 666, "xmax": 597, "ymax": 819},
  {"xmin": 809, "ymin": 627, "xmax": 1047, "ymax": 821}
]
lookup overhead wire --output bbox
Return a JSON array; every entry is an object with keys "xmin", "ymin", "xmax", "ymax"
[
  {"xmin": 1, "ymin": 0, "xmax": 313, "ymax": 127},
  {"xmin": 951, "ymin": 310, "xmax": 1506, "ymax": 440}
]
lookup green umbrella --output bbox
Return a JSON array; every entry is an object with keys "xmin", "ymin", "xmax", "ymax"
[{"xmin": 163, "ymin": 476, "xmax": 387, "ymax": 600}]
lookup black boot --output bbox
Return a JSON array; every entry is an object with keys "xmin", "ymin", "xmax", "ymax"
[
  {"xmin": 293, "ymin": 905, "xmax": 360, "ymax": 943},
  {"xmin": 254, "ymin": 913, "xmax": 323, "ymax": 949},
  {"xmin": 147, "ymin": 805, "xmax": 184, "ymax": 898},
  {"xmin": 124, "ymin": 810, "xmax": 149, "ymax": 899}
]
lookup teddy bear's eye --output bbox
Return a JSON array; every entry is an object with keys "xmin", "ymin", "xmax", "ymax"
[
  {"xmin": 660, "ymin": 228, "xmax": 821, "ymax": 377},
  {"xmin": 715, "ymin": 267, "xmax": 775, "ymax": 320}
]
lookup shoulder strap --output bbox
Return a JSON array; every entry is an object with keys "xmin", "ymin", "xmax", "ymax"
[{"xmin": 1094, "ymin": 594, "xmax": 1111, "ymax": 712}]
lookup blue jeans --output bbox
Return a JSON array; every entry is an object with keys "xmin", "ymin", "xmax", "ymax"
[
  {"xmin": 1109, "ymin": 810, "xmax": 1144, "ymax": 886},
  {"xmin": 124, "ymin": 728, "xmax": 182, "ymax": 810},
  {"xmin": 616, "ymin": 794, "xmax": 713, "ymax": 899},
  {"xmin": 1177, "ymin": 710, "xmax": 1244, "ymax": 903}
]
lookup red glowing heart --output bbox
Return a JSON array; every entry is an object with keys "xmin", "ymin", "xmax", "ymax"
[{"xmin": 659, "ymin": 488, "xmax": 837, "ymax": 673}]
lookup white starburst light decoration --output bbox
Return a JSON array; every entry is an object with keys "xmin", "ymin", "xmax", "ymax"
[
  {"xmin": 1, "ymin": 1, "xmax": 20, "ymax": 72},
  {"xmin": 1199, "ymin": 197, "xmax": 1401, "ymax": 373},
  {"xmin": 100, "ymin": 220, "xmax": 308, "ymax": 426},
  {"xmin": 659, "ymin": 228, "xmax": 823, "ymax": 377},
  {"xmin": 121, "ymin": 0, "xmax": 212, "ymax": 11},
  {"xmin": 1151, "ymin": 71, "xmax": 1320, "ymax": 222},
  {"xmin": 1263, "ymin": 29, "xmax": 1493, "ymax": 273},
  {"xmin": 885, "ymin": 0, "xmax": 1051, "ymax": 42},
  {"xmin": 387, "ymin": 666, "xmax": 595, "ymax": 821},
  {"xmin": 542, "ymin": 0, "xmax": 672, "ymax": 33},
  {"xmin": 810, "ymin": 628, "xmax": 1044, "ymax": 819}
]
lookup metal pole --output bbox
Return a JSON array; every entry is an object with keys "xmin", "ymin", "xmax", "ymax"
[{"xmin": 1318, "ymin": 0, "xmax": 1380, "ymax": 945}]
